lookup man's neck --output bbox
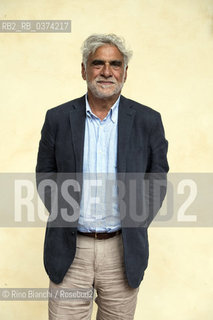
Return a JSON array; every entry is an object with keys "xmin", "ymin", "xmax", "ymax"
[{"xmin": 87, "ymin": 91, "xmax": 120, "ymax": 121}]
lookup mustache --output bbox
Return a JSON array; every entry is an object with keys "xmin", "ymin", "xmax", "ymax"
[{"xmin": 95, "ymin": 77, "xmax": 116, "ymax": 84}]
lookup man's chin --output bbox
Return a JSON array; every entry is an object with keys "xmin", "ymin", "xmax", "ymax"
[{"xmin": 89, "ymin": 86, "xmax": 122, "ymax": 99}]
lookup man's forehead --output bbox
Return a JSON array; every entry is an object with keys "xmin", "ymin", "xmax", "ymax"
[{"xmin": 88, "ymin": 44, "xmax": 124, "ymax": 61}]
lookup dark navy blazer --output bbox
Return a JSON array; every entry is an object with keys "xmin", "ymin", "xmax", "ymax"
[{"xmin": 36, "ymin": 95, "xmax": 169, "ymax": 288}]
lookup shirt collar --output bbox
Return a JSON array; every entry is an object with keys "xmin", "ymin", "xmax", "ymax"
[{"xmin": 85, "ymin": 94, "xmax": 120, "ymax": 123}]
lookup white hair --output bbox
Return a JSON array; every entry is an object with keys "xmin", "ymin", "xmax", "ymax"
[{"xmin": 81, "ymin": 33, "xmax": 133, "ymax": 68}]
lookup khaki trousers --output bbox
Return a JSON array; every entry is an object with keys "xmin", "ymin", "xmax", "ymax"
[{"xmin": 49, "ymin": 233, "xmax": 139, "ymax": 320}]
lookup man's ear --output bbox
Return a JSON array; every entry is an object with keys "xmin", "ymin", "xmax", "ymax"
[
  {"xmin": 124, "ymin": 65, "xmax": 128, "ymax": 82},
  {"xmin": 81, "ymin": 62, "xmax": 86, "ymax": 80}
]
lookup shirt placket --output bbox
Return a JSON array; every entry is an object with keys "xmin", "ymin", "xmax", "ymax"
[{"xmin": 95, "ymin": 120, "xmax": 107, "ymax": 228}]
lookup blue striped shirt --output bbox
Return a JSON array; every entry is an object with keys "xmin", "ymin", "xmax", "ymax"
[{"xmin": 77, "ymin": 94, "xmax": 121, "ymax": 233}]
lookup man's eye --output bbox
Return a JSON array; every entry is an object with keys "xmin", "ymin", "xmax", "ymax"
[
  {"xmin": 92, "ymin": 61, "xmax": 104, "ymax": 66},
  {"xmin": 110, "ymin": 61, "xmax": 122, "ymax": 67}
]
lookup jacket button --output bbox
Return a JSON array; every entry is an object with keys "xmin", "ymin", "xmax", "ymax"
[{"xmin": 71, "ymin": 231, "xmax": 75, "ymax": 235}]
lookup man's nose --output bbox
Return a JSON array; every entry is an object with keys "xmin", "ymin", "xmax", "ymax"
[{"xmin": 101, "ymin": 63, "xmax": 112, "ymax": 77}]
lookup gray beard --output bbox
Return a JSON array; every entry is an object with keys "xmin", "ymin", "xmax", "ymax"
[{"xmin": 86, "ymin": 79, "xmax": 125, "ymax": 99}]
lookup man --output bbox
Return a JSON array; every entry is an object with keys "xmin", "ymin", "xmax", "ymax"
[{"xmin": 36, "ymin": 34, "xmax": 169, "ymax": 319}]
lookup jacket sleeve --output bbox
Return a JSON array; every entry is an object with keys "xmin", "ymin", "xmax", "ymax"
[
  {"xmin": 36, "ymin": 110, "xmax": 57, "ymax": 173},
  {"xmin": 36, "ymin": 110, "xmax": 57, "ymax": 215},
  {"xmin": 144, "ymin": 112, "xmax": 169, "ymax": 227}
]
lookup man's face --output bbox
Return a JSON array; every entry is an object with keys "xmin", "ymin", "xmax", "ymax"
[{"xmin": 81, "ymin": 44, "xmax": 128, "ymax": 99}]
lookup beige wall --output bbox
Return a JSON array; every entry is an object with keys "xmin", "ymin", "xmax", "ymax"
[{"xmin": 0, "ymin": 0, "xmax": 213, "ymax": 319}]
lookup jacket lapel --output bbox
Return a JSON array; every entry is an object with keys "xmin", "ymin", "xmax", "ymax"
[
  {"xmin": 69, "ymin": 96, "xmax": 86, "ymax": 173},
  {"xmin": 117, "ymin": 95, "xmax": 136, "ymax": 172}
]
